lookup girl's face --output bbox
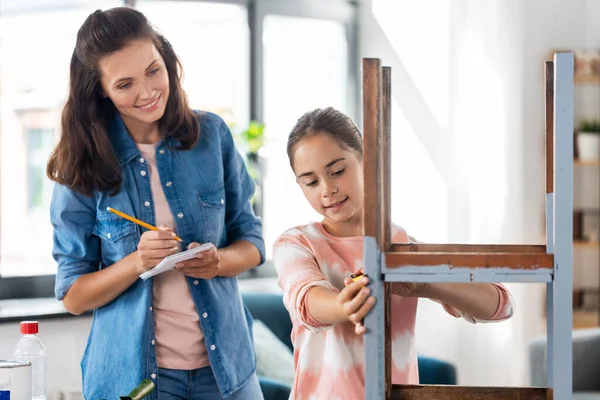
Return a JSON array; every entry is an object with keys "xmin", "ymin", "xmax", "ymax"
[
  {"xmin": 292, "ymin": 133, "xmax": 364, "ymax": 227},
  {"xmin": 99, "ymin": 38, "xmax": 169, "ymax": 130}
]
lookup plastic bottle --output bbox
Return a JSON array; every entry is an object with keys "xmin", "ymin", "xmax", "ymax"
[{"xmin": 13, "ymin": 321, "xmax": 47, "ymax": 400}]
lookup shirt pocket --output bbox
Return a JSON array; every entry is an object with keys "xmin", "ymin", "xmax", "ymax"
[
  {"xmin": 197, "ymin": 184, "xmax": 226, "ymax": 245},
  {"xmin": 92, "ymin": 212, "xmax": 138, "ymax": 266}
]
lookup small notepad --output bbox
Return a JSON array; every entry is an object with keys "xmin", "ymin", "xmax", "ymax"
[{"xmin": 139, "ymin": 243, "xmax": 215, "ymax": 280}]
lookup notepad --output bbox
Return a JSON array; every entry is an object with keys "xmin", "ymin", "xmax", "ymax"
[{"xmin": 139, "ymin": 243, "xmax": 215, "ymax": 280}]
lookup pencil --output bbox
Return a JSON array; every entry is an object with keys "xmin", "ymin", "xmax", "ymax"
[{"xmin": 106, "ymin": 207, "xmax": 183, "ymax": 242}]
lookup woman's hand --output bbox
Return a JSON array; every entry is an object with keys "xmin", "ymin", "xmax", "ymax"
[
  {"xmin": 136, "ymin": 226, "xmax": 180, "ymax": 274},
  {"xmin": 175, "ymin": 242, "xmax": 219, "ymax": 280},
  {"xmin": 339, "ymin": 273, "xmax": 375, "ymax": 335}
]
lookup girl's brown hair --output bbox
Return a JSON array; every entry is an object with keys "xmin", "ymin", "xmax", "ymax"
[
  {"xmin": 47, "ymin": 6, "xmax": 199, "ymax": 196},
  {"xmin": 287, "ymin": 107, "xmax": 363, "ymax": 169}
]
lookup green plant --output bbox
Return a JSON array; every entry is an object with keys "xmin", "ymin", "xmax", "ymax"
[
  {"xmin": 233, "ymin": 120, "xmax": 265, "ymax": 155},
  {"xmin": 578, "ymin": 119, "xmax": 600, "ymax": 133}
]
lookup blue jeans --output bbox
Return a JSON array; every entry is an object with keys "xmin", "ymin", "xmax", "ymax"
[{"xmin": 157, "ymin": 367, "xmax": 265, "ymax": 400}]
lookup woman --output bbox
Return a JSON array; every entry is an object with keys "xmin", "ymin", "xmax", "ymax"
[{"xmin": 48, "ymin": 7, "xmax": 265, "ymax": 399}]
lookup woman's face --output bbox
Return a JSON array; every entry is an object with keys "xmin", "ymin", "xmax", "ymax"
[
  {"xmin": 292, "ymin": 133, "xmax": 364, "ymax": 225},
  {"xmin": 99, "ymin": 38, "xmax": 169, "ymax": 129}
]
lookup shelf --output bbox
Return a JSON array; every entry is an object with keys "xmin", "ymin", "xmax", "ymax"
[
  {"xmin": 574, "ymin": 159, "xmax": 600, "ymax": 167},
  {"xmin": 574, "ymin": 76, "xmax": 600, "ymax": 85},
  {"xmin": 574, "ymin": 240, "xmax": 600, "ymax": 248},
  {"xmin": 574, "ymin": 310, "xmax": 599, "ymax": 329}
]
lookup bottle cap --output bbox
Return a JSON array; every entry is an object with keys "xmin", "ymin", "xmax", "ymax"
[{"xmin": 20, "ymin": 321, "xmax": 38, "ymax": 334}]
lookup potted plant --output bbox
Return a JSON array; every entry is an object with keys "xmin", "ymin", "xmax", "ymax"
[
  {"xmin": 231, "ymin": 121, "xmax": 266, "ymax": 218},
  {"xmin": 577, "ymin": 119, "xmax": 600, "ymax": 160}
]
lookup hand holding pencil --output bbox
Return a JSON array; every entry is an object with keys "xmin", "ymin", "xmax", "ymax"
[
  {"xmin": 107, "ymin": 207, "xmax": 183, "ymax": 241},
  {"xmin": 107, "ymin": 207, "xmax": 182, "ymax": 274}
]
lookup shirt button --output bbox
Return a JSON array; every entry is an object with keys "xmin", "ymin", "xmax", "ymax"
[
  {"xmin": 220, "ymin": 198, "xmax": 224, "ymax": 204},
  {"xmin": 210, "ymin": 344, "xmax": 216, "ymax": 351},
  {"xmin": 151, "ymin": 373, "xmax": 156, "ymax": 379},
  {"xmin": 140, "ymin": 170, "xmax": 147, "ymax": 176},
  {"xmin": 139, "ymin": 157, "xmax": 145, "ymax": 163},
  {"xmin": 177, "ymin": 212, "xmax": 184, "ymax": 219},
  {"xmin": 202, "ymin": 312, "xmax": 208, "ymax": 318},
  {"xmin": 166, "ymin": 181, "xmax": 172, "ymax": 187},
  {"xmin": 149, "ymin": 306, "xmax": 153, "ymax": 311},
  {"xmin": 107, "ymin": 233, "xmax": 111, "ymax": 239},
  {"xmin": 193, "ymin": 280, "xmax": 199, "ymax": 285},
  {"xmin": 159, "ymin": 149, "xmax": 165, "ymax": 154},
  {"xmin": 151, "ymin": 340, "xmax": 155, "ymax": 345},
  {"xmin": 144, "ymin": 201, "xmax": 150, "ymax": 207}
]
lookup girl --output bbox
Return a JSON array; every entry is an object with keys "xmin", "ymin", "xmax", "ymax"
[
  {"xmin": 48, "ymin": 7, "xmax": 265, "ymax": 399},
  {"xmin": 273, "ymin": 107, "xmax": 514, "ymax": 399}
]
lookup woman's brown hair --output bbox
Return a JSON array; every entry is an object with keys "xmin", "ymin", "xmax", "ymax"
[{"xmin": 47, "ymin": 6, "xmax": 199, "ymax": 196}]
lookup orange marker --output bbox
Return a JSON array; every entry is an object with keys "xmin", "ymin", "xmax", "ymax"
[{"xmin": 106, "ymin": 207, "xmax": 183, "ymax": 242}]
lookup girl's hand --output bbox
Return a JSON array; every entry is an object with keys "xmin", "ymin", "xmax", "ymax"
[
  {"xmin": 338, "ymin": 273, "xmax": 375, "ymax": 335},
  {"xmin": 175, "ymin": 242, "xmax": 219, "ymax": 280},
  {"xmin": 136, "ymin": 226, "xmax": 180, "ymax": 274}
]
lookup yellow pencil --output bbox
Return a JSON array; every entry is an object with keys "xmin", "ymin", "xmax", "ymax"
[{"xmin": 106, "ymin": 207, "xmax": 183, "ymax": 242}]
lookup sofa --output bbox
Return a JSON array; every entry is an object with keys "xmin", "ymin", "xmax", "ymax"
[
  {"xmin": 529, "ymin": 327, "xmax": 600, "ymax": 399},
  {"xmin": 242, "ymin": 292, "xmax": 457, "ymax": 400}
]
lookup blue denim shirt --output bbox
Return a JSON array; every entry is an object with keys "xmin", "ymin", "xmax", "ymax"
[{"xmin": 50, "ymin": 111, "xmax": 265, "ymax": 399}]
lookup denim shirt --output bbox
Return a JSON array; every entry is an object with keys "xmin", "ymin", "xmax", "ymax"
[{"xmin": 50, "ymin": 111, "xmax": 265, "ymax": 399}]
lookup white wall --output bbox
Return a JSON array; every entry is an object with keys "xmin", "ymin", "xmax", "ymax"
[{"xmin": 359, "ymin": 0, "xmax": 597, "ymax": 387}]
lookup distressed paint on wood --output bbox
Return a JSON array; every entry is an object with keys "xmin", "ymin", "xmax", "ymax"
[
  {"xmin": 362, "ymin": 58, "xmax": 388, "ymax": 400},
  {"xmin": 548, "ymin": 51, "xmax": 573, "ymax": 399},
  {"xmin": 383, "ymin": 271, "xmax": 553, "ymax": 283},
  {"xmin": 363, "ymin": 58, "xmax": 382, "ymax": 241},
  {"xmin": 385, "ymin": 252, "xmax": 553, "ymax": 269},
  {"xmin": 390, "ymin": 385, "xmax": 550, "ymax": 400},
  {"xmin": 364, "ymin": 237, "xmax": 386, "ymax": 400},
  {"xmin": 390, "ymin": 243, "xmax": 546, "ymax": 253},
  {"xmin": 381, "ymin": 65, "xmax": 393, "ymax": 399}
]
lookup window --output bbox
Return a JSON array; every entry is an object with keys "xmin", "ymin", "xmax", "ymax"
[
  {"xmin": 0, "ymin": 1, "xmax": 122, "ymax": 277},
  {"xmin": 26, "ymin": 127, "xmax": 56, "ymax": 211},
  {"xmin": 0, "ymin": 0, "xmax": 358, "ymax": 289},
  {"xmin": 135, "ymin": 0, "xmax": 250, "ymax": 127}
]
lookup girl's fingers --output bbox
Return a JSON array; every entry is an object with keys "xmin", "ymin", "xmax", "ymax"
[
  {"xmin": 338, "ymin": 277, "xmax": 369, "ymax": 303},
  {"xmin": 344, "ymin": 285, "xmax": 372, "ymax": 315},
  {"xmin": 355, "ymin": 323, "xmax": 366, "ymax": 335},
  {"xmin": 348, "ymin": 295, "xmax": 376, "ymax": 325}
]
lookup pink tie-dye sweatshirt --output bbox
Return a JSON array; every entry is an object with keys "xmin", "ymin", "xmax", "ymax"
[{"xmin": 273, "ymin": 222, "xmax": 514, "ymax": 400}]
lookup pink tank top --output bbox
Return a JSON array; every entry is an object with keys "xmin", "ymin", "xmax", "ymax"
[{"xmin": 137, "ymin": 143, "xmax": 209, "ymax": 370}]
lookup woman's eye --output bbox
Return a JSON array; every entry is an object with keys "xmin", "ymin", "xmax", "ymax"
[
  {"xmin": 332, "ymin": 168, "xmax": 345, "ymax": 176},
  {"xmin": 118, "ymin": 82, "xmax": 131, "ymax": 90},
  {"xmin": 306, "ymin": 180, "xmax": 318, "ymax": 187},
  {"xmin": 148, "ymin": 68, "xmax": 159, "ymax": 76}
]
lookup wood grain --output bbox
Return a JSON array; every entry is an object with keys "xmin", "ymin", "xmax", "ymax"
[
  {"xmin": 391, "ymin": 385, "xmax": 550, "ymax": 399},
  {"xmin": 390, "ymin": 243, "xmax": 547, "ymax": 253},
  {"xmin": 362, "ymin": 58, "xmax": 382, "ymax": 240},
  {"xmin": 545, "ymin": 61, "xmax": 554, "ymax": 194},
  {"xmin": 385, "ymin": 252, "xmax": 554, "ymax": 269}
]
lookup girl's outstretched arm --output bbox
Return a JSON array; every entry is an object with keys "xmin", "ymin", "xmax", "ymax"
[{"xmin": 407, "ymin": 282, "xmax": 510, "ymax": 321}]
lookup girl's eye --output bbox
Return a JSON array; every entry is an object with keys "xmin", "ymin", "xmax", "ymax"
[
  {"xmin": 332, "ymin": 168, "xmax": 345, "ymax": 176},
  {"xmin": 306, "ymin": 180, "xmax": 318, "ymax": 187}
]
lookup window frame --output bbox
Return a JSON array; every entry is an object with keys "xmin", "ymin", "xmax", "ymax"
[{"xmin": 0, "ymin": 0, "xmax": 358, "ymax": 301}]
